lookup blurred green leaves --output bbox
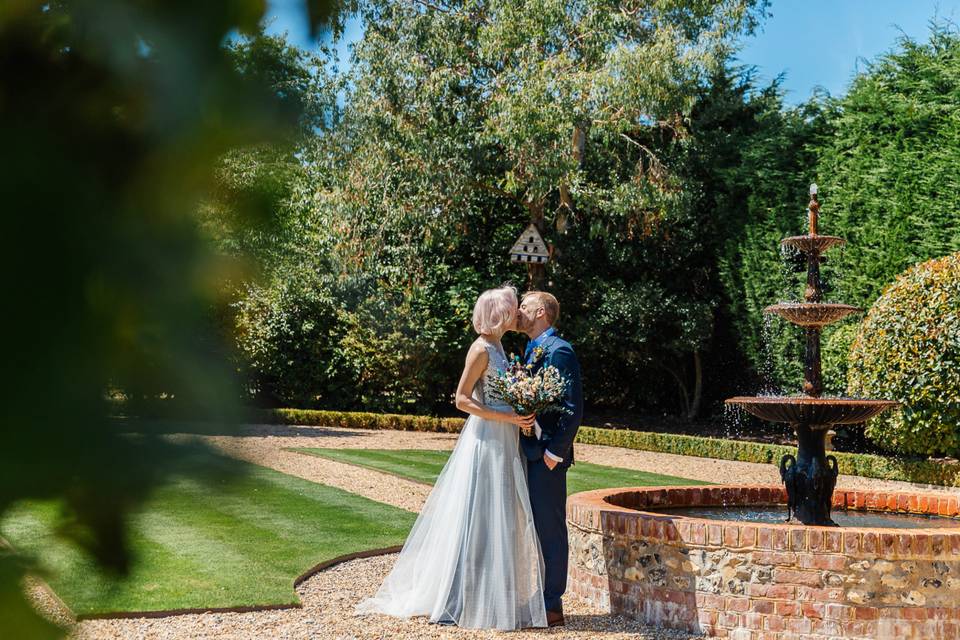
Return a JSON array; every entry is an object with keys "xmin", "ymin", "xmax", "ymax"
[{"xmin": 0, "ymin": 0, "xmax": 340, "ymax": 636}]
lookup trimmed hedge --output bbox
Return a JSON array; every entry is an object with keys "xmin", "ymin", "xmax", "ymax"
[
  {"xmin": 575, "ymin": 427, "xmax": 960, "ymax": 488},
  {"xmin": 257, "ymin": 408, "xmax": 960, "ymax": 488},
  {"xmin": 257, "ymin": 408, "xmax": 466, "ymax": 433}
]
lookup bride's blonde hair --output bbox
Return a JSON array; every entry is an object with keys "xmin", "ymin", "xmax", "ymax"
[{"xmin": 472, "ymin": 286, "xmax": 518, "ymax": 337}]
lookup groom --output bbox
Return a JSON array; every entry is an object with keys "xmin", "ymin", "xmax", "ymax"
[{"xmin": 517, "ymin": 291, "xmax": 583, "ymax": 628}]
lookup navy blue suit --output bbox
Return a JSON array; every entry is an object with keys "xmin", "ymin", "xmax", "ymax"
[{"xmin": 519, "ymin": 332, "xmax": 583, "ymax": 613}]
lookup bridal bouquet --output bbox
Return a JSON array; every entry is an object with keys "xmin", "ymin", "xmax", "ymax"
[{"xmin": 488, "ymin": 354, "xmax": 571, "ymax": 423}]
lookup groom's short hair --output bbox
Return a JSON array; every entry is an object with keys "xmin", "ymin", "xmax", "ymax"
[{"xmin": 522, "ymin": 291, "xmax": 559, "ymax": 326}]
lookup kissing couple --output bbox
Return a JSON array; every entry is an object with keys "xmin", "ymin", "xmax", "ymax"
[{"xmin": 357, "ymin": 286, "xmax": 584, "ymax": 629}]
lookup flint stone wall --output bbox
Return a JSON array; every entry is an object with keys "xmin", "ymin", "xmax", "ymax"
[{"xmin": 567, "ymin": 485, "xmax": 960, "ymax": 639}]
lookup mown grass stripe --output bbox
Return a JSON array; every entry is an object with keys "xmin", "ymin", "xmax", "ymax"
[
  {"xmin": 1, "ymin": 455, "xmax": 417, "ymax": 615},
  {"xmin": 292, "ymin": 448, "xmax": 448, "ymax": 485},
  {"xmin": 293, "ymin": 448, "xmax": 707, "ymax": 493},
  {"xmin": 136, "ymin": 510, "xmax": 291, "ymax": 607}
]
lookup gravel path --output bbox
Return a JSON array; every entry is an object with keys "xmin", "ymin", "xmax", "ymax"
[
  {"xmin": 38, "ymin": 423, "xmax": 959, "ymax": 639},
  {"xmin": 71, "ymin": 554, "xmax": 696, "ymax": 640}
]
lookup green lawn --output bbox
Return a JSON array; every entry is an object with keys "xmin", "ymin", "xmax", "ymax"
[
  {"xmin": 1, "ymin": 454, "xmax": 416, "ymax": 616},
  {"xmin": 292, "ymin": 448, "xmax": 706, "ymax": 494}
]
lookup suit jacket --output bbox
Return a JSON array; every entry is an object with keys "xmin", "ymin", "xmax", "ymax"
[{"xmin": 519, "ymin": 333, "xmax": 584, "ymax": 468}]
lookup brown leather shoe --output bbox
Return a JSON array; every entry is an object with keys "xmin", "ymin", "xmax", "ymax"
[{"xmin": 546, "ymin": 609, "xmax": 565, "ymax": 627}]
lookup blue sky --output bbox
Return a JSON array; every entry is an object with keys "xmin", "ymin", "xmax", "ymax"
[
  {"xmin": 737, "ymin": 0, "xmax": 960, "ymax": 103},
  {"xmin": 264, "ymin": 0, "xmax": 960, "ymax": 104}
]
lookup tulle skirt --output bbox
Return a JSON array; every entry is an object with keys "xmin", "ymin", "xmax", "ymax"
[{"xmin": 355, "ymin": 413, "xmax": 547, "ymax": 629}]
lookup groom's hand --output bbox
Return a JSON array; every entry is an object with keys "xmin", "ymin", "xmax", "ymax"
[{"xmin": 543, "ymin": 454, "xmax": 558, "ymax": 470}]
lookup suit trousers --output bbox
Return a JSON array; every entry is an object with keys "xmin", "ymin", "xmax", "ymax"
[{"xmin": 527, "ymin": 456, "xmax": 568, "ymax": 612}]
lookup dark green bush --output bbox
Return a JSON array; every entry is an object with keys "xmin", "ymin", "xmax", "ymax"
[
  {"xmin": 574, "ymin": 426, "xmax": 960, "ymax": 487},
  {"xmin": 719, "ymin": 24, "xmax": 960, "ymax": 392},
  {"xmin": 814, "ymin": 25, "xmax": 960, "ymax": 390},
  {"xmin": 822, "ymin": 322, "xmax": 860, "ymax": 396},
  {"xmin": 848, "ymin": 252, "xmax": 960, "ymax": 455}
]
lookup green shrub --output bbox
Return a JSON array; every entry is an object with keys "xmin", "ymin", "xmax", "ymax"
[
  {"xmin": 822, "ymin": 322, "xmax": 860, "ymax": 396},
  {"xmin": 848, "ymin": 252, "xmax": 960, "ymax": 455},
  {"xmin": 233, "ymin": 265, "xmax": 344, "ymax": 408}
]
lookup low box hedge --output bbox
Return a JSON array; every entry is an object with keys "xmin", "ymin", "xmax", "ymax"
[
  {"xmin": 575, "ymin": 427, "xmax": 960, "ymax": 488},
  {"xmin": 256, "ymin": 408, "xmax": 466, "ymax": 433},
  {"xmin": 258, "ymin": 408, "xmax": 960, "ymax": 488}
]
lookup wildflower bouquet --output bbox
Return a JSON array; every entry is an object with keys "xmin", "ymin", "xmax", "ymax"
[{"xmin": 488, "ymin": 354, "xmax": 571, "ymax": 429}]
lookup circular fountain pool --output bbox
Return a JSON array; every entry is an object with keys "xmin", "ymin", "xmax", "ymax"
[
  {"xmin": 654, "ymin": 506, "xmax": 960, "ymax": 529},
  {"xmin": 568, "ymin": 485, "xmax": 960, "ymax": 639}
]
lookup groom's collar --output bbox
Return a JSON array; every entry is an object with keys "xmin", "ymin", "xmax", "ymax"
[{"xmin": 529, "ymin": 326, "xmax": 556, "ymax": 347}]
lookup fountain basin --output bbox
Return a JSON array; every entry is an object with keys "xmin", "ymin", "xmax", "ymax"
[
  {"xmin": 656, "ymin": 505, "xmax": 960, "ymax": 529},
  {"xmin": 765, "ymin": 302, "xmax": 861, "ymax": 327},
  {"xmin": 568, "ymin": 485, "xmax": 960, "ymax": 638},
  {"xmin": 781, "ymin": 234, "xmax": 846, "ymax": 254},
  {"xmin": 726, "ymin": 396, "xmax": 898, "ymax": 425}
]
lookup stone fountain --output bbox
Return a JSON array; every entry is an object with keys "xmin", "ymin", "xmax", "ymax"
[
  {"xmin": 726, "ymin": 184, "xmax": 898, "ymax": 525},
  {"xmin": 565, "ymin": 186, "xmax": 960, "ymax": 639}
]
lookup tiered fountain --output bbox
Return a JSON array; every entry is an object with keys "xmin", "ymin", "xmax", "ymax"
[
  {"xmin": 725, "ymin": 184, "xmax": 898, "ymax": 525},
  {"xmin": 566, "ymin": 187, "xmax": 960, "ymax": 639}
]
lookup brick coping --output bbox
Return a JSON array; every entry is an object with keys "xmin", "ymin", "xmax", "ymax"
[{"xmin": 568, "ymin": 485, "xmax": 960, "ymax": 553}]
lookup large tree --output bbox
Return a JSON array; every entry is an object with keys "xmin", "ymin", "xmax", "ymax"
[
  {"xmin": 687, "ymin": 70, "xmax": 829, "ymax": 396},
  {"xmin": 348, "ymin": 0, "xmax": 766, "ymax": 278},
  {"xmin": 243, "ymin": 0, "xmax": 769, "ymax": 417},
  {"xmin": 818, "ymin": 23, "xmax": 960, "ymax": 307}
]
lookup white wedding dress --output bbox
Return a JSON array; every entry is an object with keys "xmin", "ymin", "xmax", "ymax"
[{"xmin": 356, "ymin": 338, "xmax": 547, "ymax": 629}]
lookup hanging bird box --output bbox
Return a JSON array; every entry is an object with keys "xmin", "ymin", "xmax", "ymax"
[{"xmin": 509, "ymin": 224, "xmax": 549, "ymax": 264}]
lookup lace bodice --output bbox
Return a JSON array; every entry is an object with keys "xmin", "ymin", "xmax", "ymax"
[{"xmin": 473, "ymin": 338, "xmax": 510, "ymax": 409}]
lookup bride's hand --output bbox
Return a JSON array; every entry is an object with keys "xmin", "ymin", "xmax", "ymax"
[{"xmin": 505, "ymin": 411, "xmax": 536, "ymax": 433}]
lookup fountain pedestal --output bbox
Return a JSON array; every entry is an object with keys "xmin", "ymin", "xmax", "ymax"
[
  {"xmin": 725, "ymin": 395, "xmax": 896, "ymax": 525},
  {"xmin": 779, "ymin": 423, "xmax": 838, "ymax": 525}
]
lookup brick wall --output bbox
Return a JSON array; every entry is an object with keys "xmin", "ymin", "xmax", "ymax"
[{"xmin": 567, "ymin": 485, "xmax": 960, "ymax": 639}]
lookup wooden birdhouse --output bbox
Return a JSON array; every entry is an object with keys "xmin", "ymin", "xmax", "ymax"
[{"xmin": 509, "ymin": 224, "xmax": 549, "ymax": 264}]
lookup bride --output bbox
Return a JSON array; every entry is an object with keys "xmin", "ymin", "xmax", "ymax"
[{"xmin": 356, "ymin": 286, "xmax": 547, "ymax": 629}]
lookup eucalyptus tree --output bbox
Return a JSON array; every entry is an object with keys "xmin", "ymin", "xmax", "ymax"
[
  {"xmin": 346, "ymin": 0, "xmax": 765, "ymax": 274},
  {"xmin": 317, "ymin": 0, "xmax": 768, "ymax": 417}
]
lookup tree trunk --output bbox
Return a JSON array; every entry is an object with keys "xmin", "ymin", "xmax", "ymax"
[
  {"xmin": 664, "ymin": 364, "xmax": 690, "ymax": 418},
  {"xmin": 525, "ymin": 199, "xmax": 547, "ymax": 289},
  {"xmin": 557, "ymin": 124, "xmax": 587, "ymax": 233}
]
